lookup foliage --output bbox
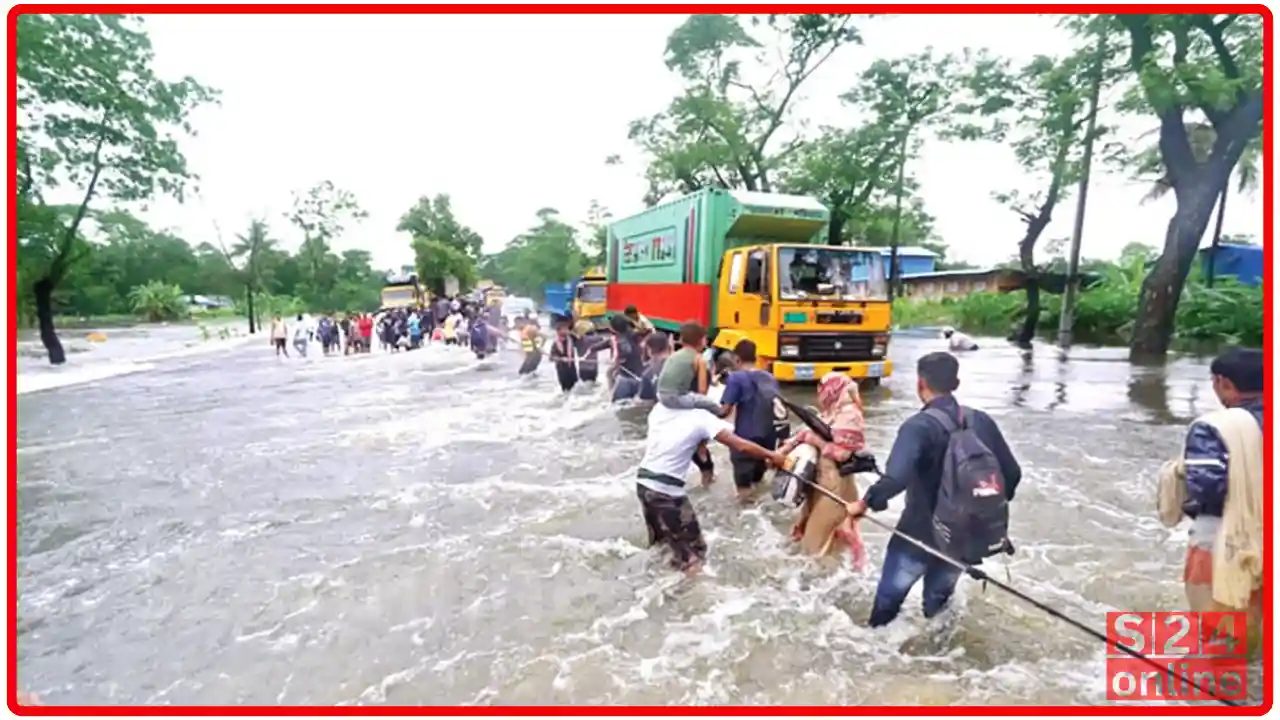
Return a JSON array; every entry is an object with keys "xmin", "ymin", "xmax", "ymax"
[
  {"xmin": 624, "ymin": 14, "xmax": 862, "ymax": 202},
  {"xmin": 894, "ymin": 252, "xmax": 1262, "ymax": 349},
  {"xmin": 15, "ymin": 210, "xmax": 386, "ymax": 326},
  {"xmin": 16, "ymin": 13, "xmax": 218, "ymax": 362},
  {"xmin": 1066, "ymin": 14, "xmax": 1264, "ymax": 357},
  {"xmin": 480, "ymin": 208, "xmax": 589, "ymax": 299},
  {"xmin": 398, "ymin": 194, "xmax": 484, "ymax": 295},
  {"xmin": 584, "ymin": 199, "xmax": 612, "ymax": 266},
  {"xmin": 128, "ymin": 280, "xmax": 188, "ymax": 322},
  {"xmin": 286, "ymin": 180, "xmax": 370, "ymax": 311}
]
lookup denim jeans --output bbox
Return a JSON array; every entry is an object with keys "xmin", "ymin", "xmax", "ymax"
[
  {"xmin": 611, "ymin": 376, "xmax": 642, "ymax": 402},
  {"xmin": 868, "ymin": 544, "xmax": 964, "ymax": 628}
]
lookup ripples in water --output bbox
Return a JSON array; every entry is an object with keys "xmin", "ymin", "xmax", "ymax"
[{"xmin": 15, "ymin": 337, "xmax": 1254, "ymax": 705}]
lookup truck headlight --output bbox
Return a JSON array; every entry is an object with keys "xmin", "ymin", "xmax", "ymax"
[
  {"xmin": 872, "ymin": 334, "xmax": 889, "ymax": 357},
  {"xmin": 780, "ymin": 344, "xmax": 800, "ymax": 358}
]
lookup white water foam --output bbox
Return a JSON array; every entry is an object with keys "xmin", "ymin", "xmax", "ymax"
[{"xmin": 15, "ymin": 334, "xmax": 257, "ymax": 396}]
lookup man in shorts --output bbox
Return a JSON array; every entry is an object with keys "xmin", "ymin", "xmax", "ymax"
[{"xmin": 636, "ymin": 402, "xmax": 789, "ymax": 575}]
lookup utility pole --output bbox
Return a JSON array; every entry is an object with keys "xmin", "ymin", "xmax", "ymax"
[
  {"xmin": 887, "ymin": 129, "xmax": 910, "ymax": 299},
  {"xmin": 1058, "ymin": 33, "xmax": 1105, "ymax": 348}
]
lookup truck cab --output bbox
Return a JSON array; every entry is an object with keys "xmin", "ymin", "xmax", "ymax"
[
  {"xmin": 714, "ymin": 243, "xmax": 892, "ymax": 383},
  {"xmin": 573, "ymin": 268, "xmax": 608, "ymax": 329},
  {"xmin": 381, "ymin": 272, "xmax": 424, "ymax": 310}
]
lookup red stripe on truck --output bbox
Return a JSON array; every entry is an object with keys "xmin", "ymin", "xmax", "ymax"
[{"xmin": 608, "ymin": 283, "xmax": 711, "ymax": 329}]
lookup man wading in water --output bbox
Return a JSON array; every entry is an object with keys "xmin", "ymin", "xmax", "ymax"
[
  {"xmin": 1159, "ymin": 347, "xmax": 1264, "ymax": 654},
  {"xmin": 718, "ymin": 339, "xmax": 786, "ymax": 502},
  {"xmin": 848, "ymin": 352, "xmax": 1021, "ymax": 627},
  {"xmin": 636, "ymin": 401, "xmax": 791, "ymax": 576},
  {"xmin": 269, "ymin": 315, "xmax": 289, "ymax": 357}
]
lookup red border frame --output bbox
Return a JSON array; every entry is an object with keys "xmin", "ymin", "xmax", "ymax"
[{"xmin": 6, "ymin": 4, "xmax": 1273, "ymax": 716}]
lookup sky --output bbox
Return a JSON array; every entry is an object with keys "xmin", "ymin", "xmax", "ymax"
[{"xmin": 119, "ymin": 13, "xmax": 1264, "ymax": 272}]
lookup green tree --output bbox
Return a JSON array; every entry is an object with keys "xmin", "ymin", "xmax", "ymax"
[
  {"xmin": 286, "ymin": 180, "xmax": 368, "ymax": 309},
  {"xmin": 967, "ymin": 50, "xmax": 1100, "ymax": 345},
  {"xmin": 584, "ymin": 199, "xmax": 612, "ymax": 267},
  {"xmin": 16, "ymin": 14, "xmax": 217, "ymax": 363},
  {"xmin": 398, "ymin": 194, "xmax": 483, "ymax": 295},
  {"xmin": 1073, "ymin": 14, "xmax": 1263, "ymax": 358},
  {"xmin": 840, "ymin": 47, "xmax": 1003, "ymax": 296},
  {"xmin": 778, "ymin": 124, "xmax": 898, "ymax": 246},
  {"xmin": 1131, "ymin": 123, "xmax": 1262, "ymax": 287},
  {"xmin": 626, "ymin": 14, "xmax": 861, "ymax": 203},
  {"xmin": 128, "ymin": 280, "xmax": 187, "ymax": 322},
  {"xmin": 218, "ymin": 218, "xmax": 278, "ymax": 333},
  {"xmin": 481, "ymin": 209, "xmax": 588, "ymax": 299}
]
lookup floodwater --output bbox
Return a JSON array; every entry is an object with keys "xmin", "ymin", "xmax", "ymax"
[{"xmin": 14, "ymin": 331, "xmax": 1264, "ymax": 706}]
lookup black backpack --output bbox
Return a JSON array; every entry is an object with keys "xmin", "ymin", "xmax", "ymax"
[{"xmin": 924, "ymin": 407, "xmax": 1011, "ymax": 564}]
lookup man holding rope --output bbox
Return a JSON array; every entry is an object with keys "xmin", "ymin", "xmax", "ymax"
[{"xmin": 847, "ymin": 352, "xmax": 1022, "ymax": 627}]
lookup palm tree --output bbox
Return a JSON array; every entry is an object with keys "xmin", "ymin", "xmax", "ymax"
[
  {"xmin": 1135, "ymin": 121, "xmax": 1261, "ymax": 287},
  {"xmin": 219, "ymin": 219, "xmax": 276, "ymax": 333},
  {"xmin": 129, "ymin": 281, "xmax": 187, "ymax": 322}
]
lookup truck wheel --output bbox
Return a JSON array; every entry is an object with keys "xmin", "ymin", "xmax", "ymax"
[{"xmin": 859, "ymin": 378, "xmax": 881, "ymax": 390}]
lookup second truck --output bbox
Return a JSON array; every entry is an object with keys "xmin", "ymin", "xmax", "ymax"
[{"xmin": 605, "ymin": 188, "xmax": 893, "ymax": 384}]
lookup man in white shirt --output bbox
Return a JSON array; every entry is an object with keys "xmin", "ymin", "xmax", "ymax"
[
  {"xmin": 942, "ymin": 326, "xmax": 979, "ymax": 351},
  {"xmin": 636, "ymin": 404, "xmax": 790, "ymax": 575},
  {"xmin": 292, "ymin": 314, "xmax": 313, "ymax": 358}
]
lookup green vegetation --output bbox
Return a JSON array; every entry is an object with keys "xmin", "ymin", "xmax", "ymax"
[
  {"xmin": 895, "ymin": 255, "xmax": 1265, "ymax": 349},
  {"xmin": 619, "ymin": 14, "xmax": 1262, "ymax": 358},
  {"xmin": 16, "ymin": 13, "xmax": 1262, "ymax": 365}
]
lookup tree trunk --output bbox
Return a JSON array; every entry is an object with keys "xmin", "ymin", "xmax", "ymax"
[
  {"xmin": 887, "ymin": 132, "xmax": 909, "ymax": 299},
  {"xmin": 1129, "ymin": 189, "xmax": 1219, "ymax": 360},
  {"xmin": 246, "ymin": 284, "xmax": 257, "ymax": 334},
  {"xmin": 33, "ymin": 278, "xmax": 66, "ymax": 366},
  {"xmin": 1205, "ymin": 185, "xmax": 1228, "ymax": 288},
  {"xmin": 1014, "ymin": 280, "xmax": 1040, "ymax": 348},
  {"xmin": 827, "ymin": 209, "xmax": 845, "ymax": 246}
]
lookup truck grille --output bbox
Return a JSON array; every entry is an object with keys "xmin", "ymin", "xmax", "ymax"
[{"xmin": 787, "ymin": 333, "xmax": 878, "ymax": 362}]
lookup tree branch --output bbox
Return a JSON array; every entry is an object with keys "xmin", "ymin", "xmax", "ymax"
[
  {"xmin": 1190, "ymin": 14, "xmax": 1241, "ymax": 80},
  {"xmin": 49, "ymin": 117, "xmax": 110, "ymax": 283}
]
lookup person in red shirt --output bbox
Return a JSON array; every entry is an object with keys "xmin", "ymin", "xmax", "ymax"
[{"xmin": 357, "ymin": 313, "xmax": 374, "ymax": 353}]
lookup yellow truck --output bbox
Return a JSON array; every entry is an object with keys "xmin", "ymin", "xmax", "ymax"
[
  {"xmin": 605, "ymin": 188, "xmax": 893, "ymax": 384},
  {"xmin": 573, "ymin": 267, "xmax": 608, "ymax": 329}
]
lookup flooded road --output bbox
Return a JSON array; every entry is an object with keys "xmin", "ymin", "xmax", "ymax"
[{"xmin": 14, "ymin": 334, "xmax": 1255, "ymax": 705}]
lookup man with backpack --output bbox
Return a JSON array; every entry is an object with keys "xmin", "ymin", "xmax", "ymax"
[
  {"xmin": 847, "ymin": 351, "xmax": 1022, "ymax": 627},
  {"xmin": 719, "ymin": 340, "xmax": 787, "ymax": 501}
]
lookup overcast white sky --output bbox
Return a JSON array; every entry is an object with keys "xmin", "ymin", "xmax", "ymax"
[{"xmin": 127, "ymin": 12, "xmax": 1263, "ymax": 271}]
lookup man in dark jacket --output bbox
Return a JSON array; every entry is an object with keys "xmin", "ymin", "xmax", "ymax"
[
  {"xmin": 1182, "ymin": 348, "xmax": 1264, "ymax": 519},
  {"xmin": 848, "ymin": 352, "xmax": 1022, "ymax": 627}
]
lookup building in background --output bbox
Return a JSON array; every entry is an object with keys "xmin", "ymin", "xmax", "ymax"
[{"xmin": 878, "ymin": 246, "xmax": 939, "ymax": 277}]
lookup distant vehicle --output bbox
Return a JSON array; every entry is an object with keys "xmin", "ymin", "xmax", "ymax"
[
  {"xmin": 501, "ymin": 296, "xmax": 537, "ymax": 322},
  {"xmin": 382, "ymin": 272, "xmax": 424, "ymax": 310}
]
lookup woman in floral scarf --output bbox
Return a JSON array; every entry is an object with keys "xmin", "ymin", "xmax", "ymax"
[{"xmin": 777, "ymin": 372, "xmax": 868, "ymax": 570}]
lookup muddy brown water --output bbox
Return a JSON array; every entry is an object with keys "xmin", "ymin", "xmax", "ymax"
[{"xmin": 14, "ymin": 334, "xmax": 1261, "ymax": 705}]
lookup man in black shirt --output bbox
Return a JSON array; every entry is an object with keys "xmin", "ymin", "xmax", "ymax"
[{"xmin": 848, "ymin": 352, "xmax": 1022, "ymax": 627}]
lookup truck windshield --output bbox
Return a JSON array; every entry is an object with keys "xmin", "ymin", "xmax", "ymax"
[
  {"xmin": 777, "ymin": 247, "xmax": 888, "ymax": 301},
  {"xmin": 382, "ymin": 286, "xmax": 416, "ymax": 304},
  {"xmin": 576, "ymin": 284, "xmax": 606, "ymax": 303}
]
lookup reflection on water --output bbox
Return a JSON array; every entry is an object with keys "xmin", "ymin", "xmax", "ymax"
[{"xmin": 15, "ymin": 333, "xmax": 1249, "ymax": 706}]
